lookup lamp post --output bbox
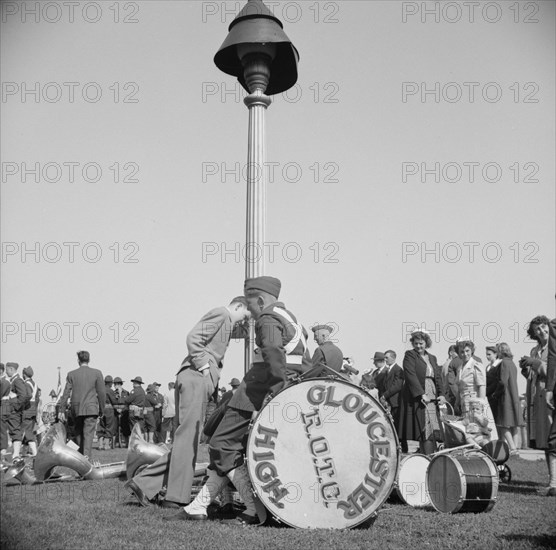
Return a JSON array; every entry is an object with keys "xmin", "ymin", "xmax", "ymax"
[{"xmin": 214, "ymin": 0, "xmax": 299, "ymax": 373}]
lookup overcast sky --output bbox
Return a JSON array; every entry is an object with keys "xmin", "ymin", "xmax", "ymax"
[{"xmin": 1, "ymin": 0, "xmax": 554, "ymax": 397}]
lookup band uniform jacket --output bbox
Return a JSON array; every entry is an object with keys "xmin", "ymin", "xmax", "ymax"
[
  {"xmin": 61, "ymin": 365, "xmax": 106, "ymax": 417},
  {"xmin": 312, "ymin": 341, "xmax": 344, "ymax": 372},
  {"xmin": 229, "ymin": 302, "xmax": 312, "ymax": 413},
  {"xmin": 399, "ymin": 349, "xmax": 444, "ymax": 442},
  {"xmin": 125, "ymin": 386, "xmax": 148, "ymax": 414},
  {"xmin": 0, "ymin": 376, "xmax": 12, "ymax": 417},
  {"xmin": 382, "ymin": 363, "xmax": 404, "ymax": 409},
  {"xmin": 23, "ymin": 378, "xmax": 39, "ymax": 419},
  {"xmin": 8, "ymin": 373, "xmax": 30, "ymax": 413}
]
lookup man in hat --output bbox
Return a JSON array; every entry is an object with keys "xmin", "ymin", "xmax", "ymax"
[
  {"xmin": 112, "ymin": 377, "xmax": 130, "ymax": 447},
  {"xmin": 126, "ymin": 296, "xmax": 250, "ymax": 509},
  {"xmin": 167, "ymin": 276, "xmax": 311, "ymax": 525},
  {"xmin": 311, "ymin": 325, "xmax": 343, "ymax": 373},
  {"xmin": 150, "ymin": 382, "xmax": 164, "ymax": 444},
  {"xmin": 22, "ymin": 366, "xmax": 40, "ymax": 456},
  {"xmin": 59, "ymin": 351, "xmax": 105, "ymax": 459},
  {"xmin": 4, "ymin": 362, "xmax": 30, "ymax": 460},
  {"xmin": 97, "ymin": 375, "xmax": 117, "ymax": 450},
  {"xmin": 143, "ymin": 384, "xmax": 159, "ymax": 443},
  {"xmin": 371, "ymin": 352, "xmax": 388, "ymax": 398},
  {"xmin": 125, "ymin": 377, "xmax": 147, "ymax": 435}
]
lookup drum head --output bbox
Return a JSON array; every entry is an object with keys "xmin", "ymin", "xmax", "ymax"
[
  {"xmin": 397, "ymin": 454, "xmax": 431, "ymax": 508},
  {"xmin": 246, "ymin": 379, "xmax": 399, "ymax": 529},
  {"xmin": 426, "ymin": 455, "xmax": 463, "ymax": 513}
]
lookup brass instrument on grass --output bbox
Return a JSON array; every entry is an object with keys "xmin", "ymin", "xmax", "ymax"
[
  {"xmin": 34, "ymin": 422, "xmax": 125, "ymax": 482},
  {"xmin": 125, "ymin": 423, "xmax": 169, "ymax": 480}
]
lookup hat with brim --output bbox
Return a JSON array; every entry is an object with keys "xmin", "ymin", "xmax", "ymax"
[
  {"xmin": 230, "ymin": 378, "xmax": 241, "ymax": 387},
  {"xmin": 131, "ymin": 376, "xmax": 144, "ymax": 384},
  {"xmin": 113, "ymin": 377, "xmax": 123, "ymax": 384},
  {"xmin": 373, "ymin": 352, "xmax": 386, "ymax": 362},
  {"xmin": 104, "ymin": 375, "xmax": 113, "ymax": 383}
]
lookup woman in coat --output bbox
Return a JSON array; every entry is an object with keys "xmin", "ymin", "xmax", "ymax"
[
  {"xmin": 399, "ymin": 330, "xmax": 445, "ymax": 455},
  {"xmin": 493, "ymin": 342, "xmax": 521, "ymax": 453},
  {"xmin": 485, "ymin": 345, "xmax": 500, "ymax": 428},
  {"xmin": 520, "ymin": 315, "xmax": 552, "ymax": 490}
]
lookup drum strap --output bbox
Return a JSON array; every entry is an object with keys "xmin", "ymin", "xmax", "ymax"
[{"xmin": 272, "ymin": 307, "xmax": 308, "ymax": 355}]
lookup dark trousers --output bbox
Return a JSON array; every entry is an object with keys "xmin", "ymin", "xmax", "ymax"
[
  {"xmin": 208, "ymin": 407, "xmax": 252, "ymax": 476},
  {"xmin": 0, "ymin": 413, "xmax": 9, "ymax": 451},
  {"xmin": 549, "ymin": 406, "xmax": 556, "ymax": 455},
  {"xmin": 154, "ymin": 410, "xmax": 163, "ymax": 443},
  {"xmin": 22, "ymin": 414, "xmax": 37, "ymax": 443},
  {"xmin": 73, "ymin": 415, "xmax": 97, "ymax": 458},
  {"xmin": 5, "ymin": 410, "xmax": 23, "ymax": 442}
]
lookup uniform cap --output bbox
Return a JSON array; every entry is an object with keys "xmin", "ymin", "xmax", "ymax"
[
  {"xmin": 244, "ymin": 276, "xmax": 281, "ymax": 298},
  {"xmin": 23, "ymin": 366, "xmax": 34, "ymax": 377},
  {"xmin": 131, "ymin": 376, "xmax": 144, "ymax": 384},
  {"xmin": 104, "ymin": 375, "xmax": 113, "ymax": 383},
  {"xmin": 230, "ymin": 378, "xmax": 241, "ymax": 387},
  {"xmin": 6, "ymin": 362, "xmax": 19, "ymax": 369},
  {"xmin": 113, "ymin": 377, "xmax": 123, "ymax": 384},
  {"xmin": 311, "ymin": 325, "xmax": 333, "ymax": 333},
  {"xmin": 152, "ymin": 382, "xmax": 161, "ymax": 387}
]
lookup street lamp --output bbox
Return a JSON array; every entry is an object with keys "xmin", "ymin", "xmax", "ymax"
[{"xmin": 214, "ymin": 0, "xmax": 299, "ymax": 372}]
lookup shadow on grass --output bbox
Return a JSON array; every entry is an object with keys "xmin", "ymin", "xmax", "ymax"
[
  {"xmin": 498, "ymin": 482, "xmax": 543, "ymax": 495},
  {"xmin": 499, "ymin": 534, "xmax": 556, "ymax": 548}
]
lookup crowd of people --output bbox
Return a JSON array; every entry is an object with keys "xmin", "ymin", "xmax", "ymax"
[{"xmin": 2, "ymin": 279, "xmax": 555, "ymax": 525}]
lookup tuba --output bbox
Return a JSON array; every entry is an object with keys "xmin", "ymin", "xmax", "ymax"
[
  {"xmin": 125, "ymin": 423, "xmax": 169, "ymax": 480},
  {"xmin": 34, "ymin": 423, "xmax": 126, "ymax": 482}
]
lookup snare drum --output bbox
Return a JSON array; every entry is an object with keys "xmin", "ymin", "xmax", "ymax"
[
  {"xmin": 246, "ymin": 378, "xmax": 399, "ymax": 529},
  {"xmin": 395, "ymin": 454, "xmax": 431, "ymax": 508},
  {"xmin": 426, "ymin": 451, "xmax": 499, "ymax": 513}
]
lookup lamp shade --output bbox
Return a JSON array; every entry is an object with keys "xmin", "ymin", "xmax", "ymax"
[{"xmin": 214, "ymin": 0, "xmax": 299, "ymax": 95}]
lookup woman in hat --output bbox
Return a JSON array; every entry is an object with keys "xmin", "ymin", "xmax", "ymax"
[{"xmin": 399, "ymin": 330, "xmax": 445, "ymax": 455}]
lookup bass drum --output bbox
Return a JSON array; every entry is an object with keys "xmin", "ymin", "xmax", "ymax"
[
  {"xmin": 395, "ymin": 454, "xmax": 431, "ymax": 508},
  {"xmin": 426, "ymin": 451, "xmax": 499, "ymax": 513},
  {"xmin": 246, "ymin": 378, "xmax": 399, "ymax": 529}
]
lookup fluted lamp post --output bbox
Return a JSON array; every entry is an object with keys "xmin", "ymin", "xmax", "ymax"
[{"xmin": 214, "ymin": 0, "xmax": 299, "ymax": 373}]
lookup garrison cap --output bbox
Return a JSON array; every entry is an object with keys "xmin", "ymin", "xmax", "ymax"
[
  {"xmin": 311, "ymin": 325, "xmax": 333, "ymax": 333},
  {"xmin": 23, "ymin": 366, "xmax": 34, "ymax": 377},
  {"xmin": 244, "ymin": 276, "xmax": 281, "ymax": 298}
]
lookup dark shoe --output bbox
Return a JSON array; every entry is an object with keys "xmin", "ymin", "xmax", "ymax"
[
  {"xmin": 158, "ymin": 500, "xmax": 185, "ymax": 509},
  {"xmin": 124, "ymin": 479, "xmax": 153, "ymax": 507},
  {"xmin": 546, "ymin": 487, "xmax": 556, "ymax": 497},
  {"xmin": 163, "ymin": 509, "xmax": 208, "ymax": 522}
]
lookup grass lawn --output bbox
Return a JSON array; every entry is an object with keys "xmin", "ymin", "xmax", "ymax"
[{"xmin": 1, "ymin": 448, "xmax": 555, "ymax": 550}]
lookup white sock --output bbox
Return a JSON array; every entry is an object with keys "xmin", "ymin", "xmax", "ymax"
[
  {"xmin": 548, "ymin": 453, "xmax": 556, "ymax": 488},
  {"xmin": 185, "ymin": 469, "xmax": 227, "ymax": 516},
  {"xmin": 227, "ymin": 465, "xmax": 266, "ymax": 523}
]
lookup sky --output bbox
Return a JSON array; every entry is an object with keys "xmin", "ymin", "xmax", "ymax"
[{"xmin": 1, "ymin": 0, "xmax": 555, "ymax": 398}]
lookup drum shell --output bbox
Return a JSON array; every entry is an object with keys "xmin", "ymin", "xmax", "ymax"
[
  {"xmin": 395, "ymin": 454, "xmax": 431, "ymax": 508},
  {"xmin": 426, "ymin": 451, "xmax": 499, "ymax": 513},
  {"xmin": 246, "ymin": 378, "xmax": 399, "ymax": 529}
]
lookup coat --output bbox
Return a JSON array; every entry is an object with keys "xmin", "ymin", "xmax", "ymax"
[
  {"xmin": 494, "ymin": 358, "xmax": 521, "ymax": 428},
  {"xmin": 399, "ymin": 349, "xmax": 443, "ymax": 441},
  {"xmin": 382, "ymin": 363, "xmax": 404, "ymax": 409},
  {"xmin": 60, "ymin": 364, "xmax": 105, "ymax": 417},
  {"xmin": 312, "ymin": 341, "xmax": 344, "ymax": 372}
]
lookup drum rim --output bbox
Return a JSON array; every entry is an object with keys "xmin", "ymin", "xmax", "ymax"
[
  {"xmin": 426, "ymin": 452, "xmax": 499, "ymax": 514},
  {"xmin": 396, "ymin": 454, "xmax": 432, "ymax": 507},
  {"xmin": 246, "ymin": 378, "xmax": 400, "ymax": 529}
]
